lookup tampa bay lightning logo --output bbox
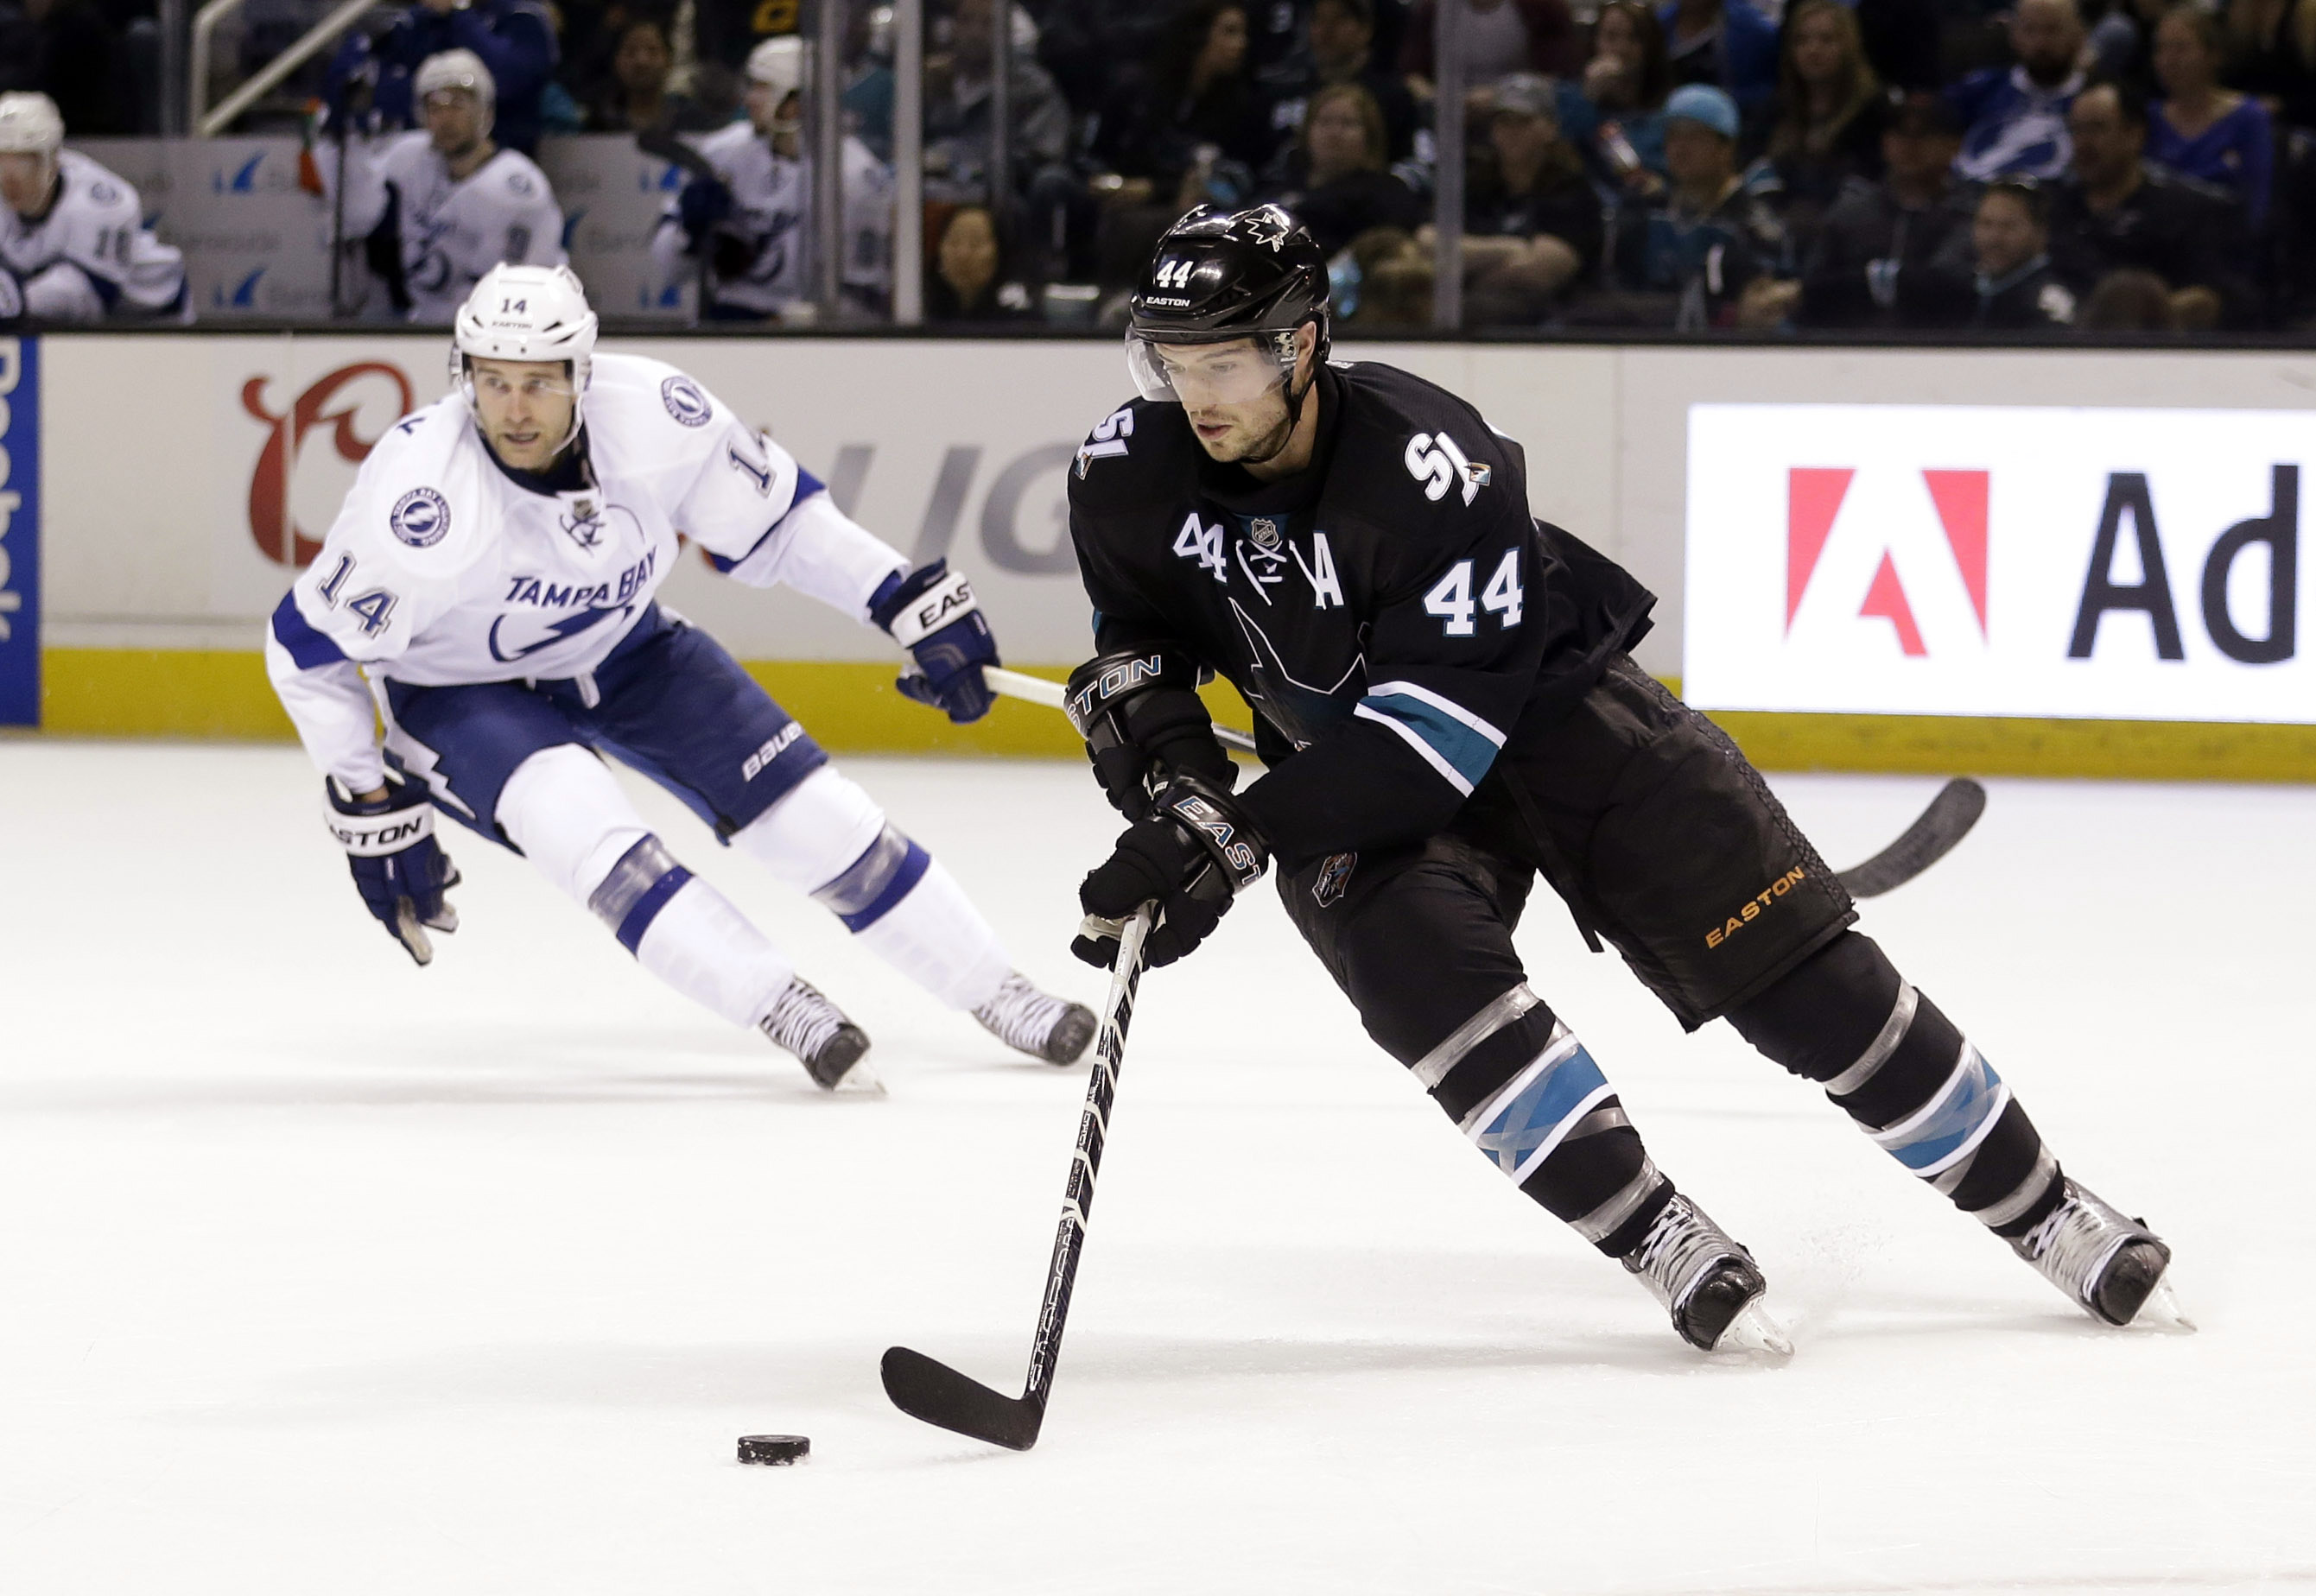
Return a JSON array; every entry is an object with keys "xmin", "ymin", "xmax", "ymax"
[
  {"xmin": 661, "ymin": 375, "xmax": 713, "ymax": 428},
  {"xmin": 487, "ymin": 605, "xmax": 635, "ymax": 662},
  {"xmin": 390, "ymin": 487, "xmax": 450, "ymax": 547}
]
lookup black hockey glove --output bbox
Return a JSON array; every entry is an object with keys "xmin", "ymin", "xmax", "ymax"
[
  {"xmin": 676, "ymin": 175, "xmax": 734, "ymax": 252},
  {"xmin": 327, "ymin": 777, "xmax": 461, "ymax": 966},
  {"xmin": 1064, "ymin": 646, "xmax": 1236, "ymax": 822},
  {"xmin": 872, "ymin": 560, "xmax": 999, "ymax": 723},
  {"xmin": 1074, "ymin": 774, "xmax": 1269, "ymax": 971}
]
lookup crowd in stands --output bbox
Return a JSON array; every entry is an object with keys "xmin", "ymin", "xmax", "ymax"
[{"xmin": 21, "ymin": 0, "xmax": 2316, "ymax": 333}]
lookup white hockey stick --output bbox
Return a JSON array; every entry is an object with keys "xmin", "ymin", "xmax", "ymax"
[{"xmin": 983, "ymin": 667, "xmax": 1259, "ymax": 755}]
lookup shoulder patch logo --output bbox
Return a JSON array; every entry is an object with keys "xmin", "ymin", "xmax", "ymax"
[
  {"xmin": 389, "ymin": 486, "xmax": 451, "ymax": 548},
  {"xmin": 661, "ymin": 375, "xmax": 714, "ymax": 428},
  {"xmin": 1075, "ymin": 406, "xmax": 1134, "ymax": 476},
  {"xmin": 1405, "ymin": 431, "xmax": 1488, "ymax": 506}
]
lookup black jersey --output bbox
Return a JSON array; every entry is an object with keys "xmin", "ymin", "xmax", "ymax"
[{"xmin": 1066, "ymin": 359, "xmax": 1655, "ymax": 868}]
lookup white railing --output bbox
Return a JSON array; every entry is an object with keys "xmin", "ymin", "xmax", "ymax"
[{"xmin": 193, "ymin": 0, "xmax": 378, "ymax": 137}]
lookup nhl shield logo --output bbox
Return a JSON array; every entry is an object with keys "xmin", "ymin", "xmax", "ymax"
[
  {"xmin": 660, "ymin": 375, "xmax": 713, "ymax": 428},
  {"xmin": 389, "ymin": 486, "xmax": 450, "ymax": 548},
  {"xmin": 1249, "ymin": 516, "xmax": 1282, "ymax": 550},
  {"xmin": 1312, "ymin": 851, "xmax": 1357, "ymax": 908}
]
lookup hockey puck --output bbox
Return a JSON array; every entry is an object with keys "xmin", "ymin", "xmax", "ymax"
[{"xmin": 737, "ymin": 1434, "xmax": 810, "ymax": 1466}]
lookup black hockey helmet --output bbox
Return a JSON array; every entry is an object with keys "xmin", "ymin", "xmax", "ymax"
[{"xmin": 1126, "ymin": 204, "xmax": 1331, "ymax": 405}]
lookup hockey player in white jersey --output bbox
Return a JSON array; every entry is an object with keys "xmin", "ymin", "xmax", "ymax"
[
  {"xmin": 0, "ymin": 92, "xmax": 185, "ymax": 324},
  {"xmin": 651, "ymin": 36, "xmax": 894, "ymax": 320},
  {"xmin": 333, "ymin": 50, "xmax": 565, "ymax": 323},
  {"xmin": 265, "ymin": 264, "xmax": 1095, "ymax": 1090}
]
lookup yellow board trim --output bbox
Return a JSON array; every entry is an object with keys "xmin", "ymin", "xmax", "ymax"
[
  {"xmin": 33, "ymin": 649, "xmax": 1258, "ymax": 760},
  {"xmin": 30, "ymin": 649, "xmax": 2316, "ymax": 782}
]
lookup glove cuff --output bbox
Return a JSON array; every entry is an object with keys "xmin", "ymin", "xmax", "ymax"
[
  {"xmin": 326, "ymin": 778, "xmax": 435, "ymax": 855},
  {"xmin": 1155, "ymin": 773, "xmax": 1268, "ymax": 896},
  {"xmin": 872, "ymin": 561, "xmax": 980, "ymax": 645}
]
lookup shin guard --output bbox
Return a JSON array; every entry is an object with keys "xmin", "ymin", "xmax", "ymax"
[
  {"xmin": 1730, "ymin": 934, "xmax": 2064, "ymax": 1237},
  {"xmin": 588, "ymin": 836, "xmax": 795, "ymax": 1029},
  {"xmin": 1417, "ymin": 984, "xmax": 1672, "ymax": 1256}
]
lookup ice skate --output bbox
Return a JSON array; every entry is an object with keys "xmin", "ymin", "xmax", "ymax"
[
  {"xmin": 2010, "ymin": 1178, "xmax": 2187, "ymax": 1328},
  {"xmin": 971, "ymin": 972, "xmax": 1097, "ymax": 1065},
  {"xmin": 1622, "ymin": 1194, "xmax": 1793, "ymax": 1355},
  {"xmin": 761, "ymin": 978, "xmax": 880, "ymax": 1093}
]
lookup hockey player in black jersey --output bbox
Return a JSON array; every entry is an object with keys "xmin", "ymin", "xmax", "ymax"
[{"xmin": 1061, "ymin": 204, "xmax": 2180, "ymax": 1353}]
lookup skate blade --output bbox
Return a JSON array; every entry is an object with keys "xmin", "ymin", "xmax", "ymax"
[
  {"xmin": 2135, "ymin": 1276, "xmax": 2197, "ymax": 1333},
  {"xmin": 1711, "ymin": 1299, "xmax": 1796, "ymax": 1359},
  {"xmin": 830, "ymin": 1057, "xmax": 887, "ymax": 1097}
]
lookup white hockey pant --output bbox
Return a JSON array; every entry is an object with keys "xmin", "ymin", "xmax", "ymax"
[
  {"xmin": 730, "ymin": 766, "xmax": 1010, "ymax": 1011},
  {"xmin": 498, "ymin": 745, "xmax": 794, "ymax": 1029}
]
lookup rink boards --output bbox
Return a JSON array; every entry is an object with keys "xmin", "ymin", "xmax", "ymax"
[{"xmin": 10, "ymin": 330, "xmax": 2316, "ymax": 779}]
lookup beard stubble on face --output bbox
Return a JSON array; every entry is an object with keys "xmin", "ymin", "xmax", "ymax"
[{"xmin": 1189, "ymin": 388, "xmax": 1295, "ymax": 466}]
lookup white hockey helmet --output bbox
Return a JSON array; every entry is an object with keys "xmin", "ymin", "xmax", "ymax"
[
  {"xmin": 452, "ymin": 263, "xmax": 599, "ymax": 451},
  {"xmin": 0, "ymin": 92, "xmax": 65, "ymax": 189},
  {"xmin": 415, "ymin": 48, "xmax": 497, "ymax": 134},
  {"xmin": 746, "ymin": 35, "xmax": 808, "ymax": 130}
]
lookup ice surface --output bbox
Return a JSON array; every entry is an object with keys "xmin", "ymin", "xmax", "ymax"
[{"xmin": 2, "ymin": 743, "xmax": 2310, "ymax": 1594}]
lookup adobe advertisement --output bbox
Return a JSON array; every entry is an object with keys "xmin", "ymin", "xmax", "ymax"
[{"xmin": 1685, "ymin": 403, "xmax": 2312, "ymax": 723}]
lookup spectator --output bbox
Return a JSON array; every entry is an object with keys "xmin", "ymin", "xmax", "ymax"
[
  {"xmin": 1556, "ymin": 0, "xmax": 1673, "ymax": 191},
  {"xmin": 2077, "ymin": 263, "xmax": 2181, "ymax": 326},
  {"xmin": 2086, "ymin": 0, "xmax": 2170, "ymax": 92},
  {"xmin": 926, "ymin": 0, "xmax": 1072, "ymax": 206},
  {"xmin": 1799, "ymin": 92, "xmax": 1975, "ymax": 328},
  {"xmin": 1261, "ymin": 82, "xmax": 1424, "ymax": 255},
  {"xmin": 1605, "ymin": 82, "xmax": 1792, "ymax": 326},
  {"xmin": 1455, "ymin": 71, "xmax": 1603, "ymax": 321},
  {"xmin": 2049, "ymin": 79, "xmax": 2252, "ymax": 326},
  {"xmin": 1956, "ymin": 179, "xmax": 2077, "ymax": 327},
  {"xmin": 1659, "ymin": 0, "xmax": 1780, "ymax": 111},
  {"xmin": 1400, "ymin": 0, "xmax": 1583, "ymax": 91},
  {"xmin": 0, "ymin": 91, "xmax": 183, "ymax": 322},
  {"xmin": 2222, "ymin": 0, "xmax": 2316, "ymax": 133},
  {"xmin": 1759, "ymin": 0, "xmax": 1888, "ymax": 250},
  {"xmin": 587, "ymin": 16, "xmax": 720, "ymax": 134},
  {"xmin": 329, "ymin": 0, "xmax": 559, "ymax": 156},
  {"xmin": 650, "ymin": 36, "xmax": 894, "ymax": 321},
  {"xmin": 1096, "ymin": 1, "xmax": 1272, "ymax": 202},
  {"xmin": 927, "ymin": 203, "xmax": 1038, "ymax": 321},
  {"xmin": 0, "ymin": 0, "xmax": 125, "ymax": 135},
  {"xmin": 2150, "ymin": 4, "xmax": 2274, "ymax": 227},
  {"xmin": 1262, "ymin": 0, "xmax": 1420, "ymax": 164},
  {"xmin": 1338, "ymin": 222, "xmax": 1436, "ymax": 324},
  {"xmin": 1948, "ymin": 0, "xmax": 2090, "ymax": 181}
]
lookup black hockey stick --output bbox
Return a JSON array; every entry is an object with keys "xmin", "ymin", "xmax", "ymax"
[
  {"xmin": 880, "ymin": 902, "xmax": 1156, "ymax": 1450},
  {"xmin": 1833, "ymin": 777, "xmax": 1987, "ymax": 898},
  {"xmin": 984, "ymin": 670, "xmax": 1984, "ymax": 899}
]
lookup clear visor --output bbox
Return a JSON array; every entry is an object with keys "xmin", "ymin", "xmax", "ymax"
[{"xmin": 1126, "ymin": 332, "xmax": 1293, "ymax": 407}]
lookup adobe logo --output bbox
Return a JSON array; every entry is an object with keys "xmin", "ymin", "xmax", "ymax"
[{"xmin": 1786, "ymin": 468, "xmax": 1989, "ymax": 656}]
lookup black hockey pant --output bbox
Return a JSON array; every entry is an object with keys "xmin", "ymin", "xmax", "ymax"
[{"xmin": 1276, "ymin": 658, "xmax": 2066, "ymax": 1257}]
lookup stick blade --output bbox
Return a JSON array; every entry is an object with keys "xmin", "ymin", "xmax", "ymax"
[
  {"xmin": 879, "ymin": 1346, "xmax": 1045, "ymax": 1451},
  {"xmin": 1836, "ymin": 778, "xmax": 1987, "ymax": 898}
]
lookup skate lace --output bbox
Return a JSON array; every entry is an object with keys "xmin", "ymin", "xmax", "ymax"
[
  {"xmin": 1625, "ymin": 1196, "xmax": 1738, "ymax": 1310},
  {"xmin": 2015, "ymin": 1186, "xmax": 2134, "ymax": 1302},
  {"xmin": 761, "ymin": 979, "xmax": 845, "ymax": 1062},
  {"xmin": 971, "ymin": 974, "xmax": 1067, "ymax": 1052}
]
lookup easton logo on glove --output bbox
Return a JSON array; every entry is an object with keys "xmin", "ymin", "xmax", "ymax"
[
  {"xmin": 885, "ymin": 570, "xmax": 979, "ymax": 647},
  {"xmin": 327, "ymin": 804, "xmax": 436, "ymax": 855},
  {"xmin": 1167, "ymin": 792, "xmax": 1263, "ymax": 886}
]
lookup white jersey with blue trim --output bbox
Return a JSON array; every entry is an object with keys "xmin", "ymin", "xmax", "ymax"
[
  {"xmin": 264, "ymin": 352, "xmax": 908, "ymax": 789},
  {"xmin": 0, "ymin": 148, "xmax": 186, "ymax": 321},
  {"xmin": 648, "ymin": 122, "xmax": 893, "ymax": 315},
  {"xmin": 333, "ymin": 132, "xmax": 567, "ymax": 323}
]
